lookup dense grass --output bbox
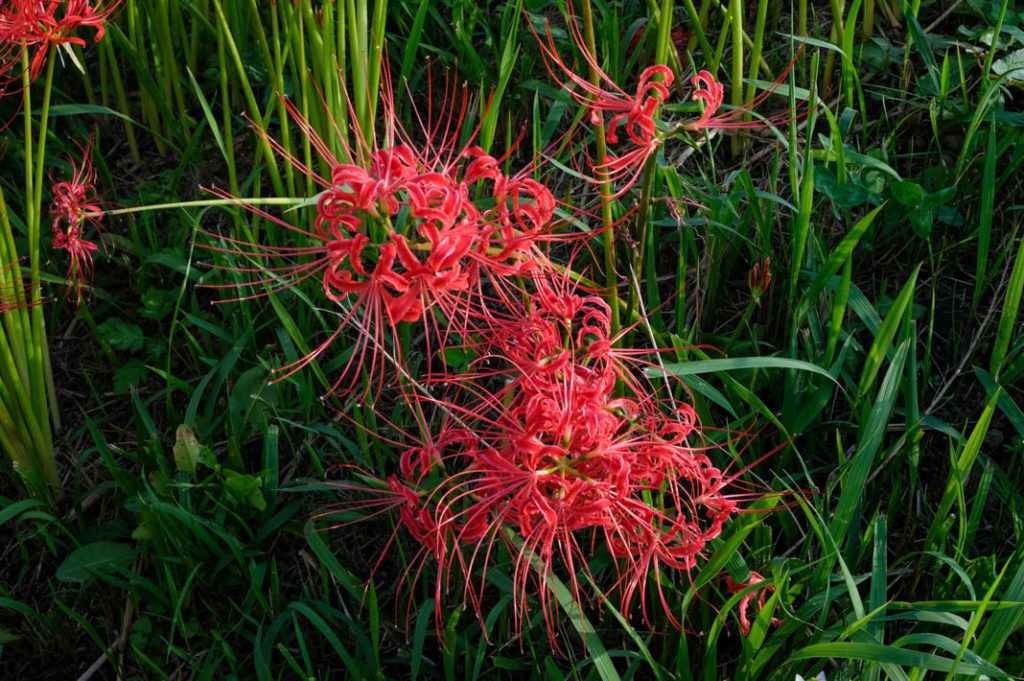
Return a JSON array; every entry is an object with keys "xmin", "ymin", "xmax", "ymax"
[{"xmin": 2, "ymin": 0, "xmax": 1024, "ymax": 679}]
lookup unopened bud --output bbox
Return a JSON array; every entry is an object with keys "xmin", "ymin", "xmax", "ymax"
[{"xmin": 748, "ymin": 257, "xmax": 771, "ymax": 303}]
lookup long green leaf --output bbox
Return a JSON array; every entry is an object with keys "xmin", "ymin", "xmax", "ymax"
[
  {"xmin": 924, "ymin": 393, "xmax": 998, "ymax": 552},
  {"xmin": 791, "ymin": 642, "xmax": 1010, "ymax": 679},
  {"xmin": 832, "ymin": 339, "xmax": 909, "ymax": 544},
  {"xmin": 858, "ymin": 266, "xmax": 919, "ymax": 399},
  {"xmin": 974, "ymin": 551, "xmax": 1024, "ymax": 663},
  {"xmin": 652, "ymin": 356, "xmax": 841, "ymax": 386},
  {"xmin": 974, "ymin": 123, "xmax": 997, "ymax": 307},
  {"xmin": 990, "ymin": 233, "xmax": 1024, "ymax": 376},
  {"xmin": 796, "ymin": 203, "xmax": 885, "ymax": 322}
]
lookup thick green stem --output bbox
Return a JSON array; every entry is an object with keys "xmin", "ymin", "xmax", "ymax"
[
  {"xmin": 577, "ymin": 0, "xmax": 620, "ymax": 338},
  {"xmin": 627, "ymin": 0, "xmax": 674, "ymax": 337},
  {"xmin": 29, "ymin": 50, "xmax": 60, "ymax": 440},
  {"xmin": 211, "ymin": 0, "xmax": 285, "ymax": 197},
  {"xmin": 730, "ymin": 0, "xmax": 743, "ymax": 156},
  {"xmin": 7, "ymin": 53, "xmax": 58, "ymax": 497}
]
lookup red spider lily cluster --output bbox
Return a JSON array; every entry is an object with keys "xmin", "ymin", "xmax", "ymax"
[
  {"xmin": 0, "ymin": 0, "xmax": 123, "ymax": 87},
  {"xmin": 0, "ymin": 1, "xmax": 118, "ymax": 305},
  {"xmin": 201, "ymin": 70, "xmax": 591, "ymax": 396},
  {"xmin": 50, "ymin": 138, "xmax": 103, "ymax": 304},
  {"xmin": 201, "ymin": 9, "xmax": 806, "ymax": 647},
  {"xmin": 319, "ymin": 277, "xmax": 770, "ymax": 641}
]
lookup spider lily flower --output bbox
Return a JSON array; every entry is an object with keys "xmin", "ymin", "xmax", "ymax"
[
  {"xmin": 51, "ymin": 137, "xmax": 103, "ymax": 231},
  {"xmin": 51, "ymin": 226, "xmax": 99, "ymax": 304},
  {"xmin": 0, "ymin": 0, "xmax": 124, "ymax": 87},
  {"xmin": 528, "ymin": 5, "xmax": 673, "ymax": 196},
  {"xmin": 725, "ymin": 570, "xmax": 784, "ymax": 635},
  {"xmin": 50, "ymin": 138, "xmax": 104, "ymax": 304},
  {"xmin": 682, "ymin": 49, "xmax": 805, "ymax": 134},
  {"xmin": 201, "ymin": 64, "xmax": 579, "ymax": 397},
  {"xmin": 320, "ymin": 275, "xmax": 778, "ymax": 646}
]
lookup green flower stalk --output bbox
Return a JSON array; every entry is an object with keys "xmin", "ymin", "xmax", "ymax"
[{"xmin": 0, "ymin": 0, "xmax": 124, "ymax": 500}]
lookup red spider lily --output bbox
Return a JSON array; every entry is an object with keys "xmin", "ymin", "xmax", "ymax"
[
  {"xmin": 682, "ymin": 49, "xmax": 805, "ymax": 133},
  {"xmin": 201, "ymin": 63, "xmax": 585, "ymax": 397},
  {"xmin": 51, "ymin": 226, "xmax": 98, "ymax": 299},
  {"xmin": 725, "ymin": 570, "xmax": 784, "ymax": 635},
  {"xmin": 318, "ymin": 275, "xmax": 783, "ymax": 647},
  {"xmin": 528, "ymin": 5, "xmax": 673, "ymax": 196},
  {"xmin": 0, "ymin": 0, "xmax": 123, "ymax": 87},
  {"xmin": 50, "ymin": 136, "xmax": 103, "ymax": 230},
  {"xmin": 50, "ymin": 137, "xmax": 104, "ymax": 304}
]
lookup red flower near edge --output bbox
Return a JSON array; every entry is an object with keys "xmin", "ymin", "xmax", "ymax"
[
  {"xmin": 51, "ymin": 137, "xmax": 104, "ymax": 304},
  {"xmin": 0, "ymin": 0, "xmax": 124, "ymax": 87}
]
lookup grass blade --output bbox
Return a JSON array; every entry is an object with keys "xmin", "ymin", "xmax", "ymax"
[{"xmin": 832, "ymin": 339, "xmax": 909, "ymax": 545}]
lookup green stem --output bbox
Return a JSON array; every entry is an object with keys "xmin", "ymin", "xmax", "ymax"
[
  {"xmin": 730, "ymin": 0, "xmax": 743, "ymax": 156},
  {"xmin": 577, "ymin": 0, "xmax": 621, "ymax": 338},
  {"xmin": 726, "ymin": 299, "xmax": 758, "ymax": 353},
  {"xmin": 83, "ymin": 196, "xmax": 307, "ymax": 220},
  {"xmin": 211, "ymin": 0, "xmax": 285, "ymax": 197},
  {"xmin": 101, "ymin": 36, "xmax": 141, "ymax": 164},
  {"xmin": 7, "ymin": 57, "xmax": 58, "ymax": 497},
  {"xmin": 217, "ymin": 20, "xmax": 239, "ymax": 198},
  {"xmin": 29, "ymin": 50, "xmax": 60, "ymax": 441},
  {"xmin": 679, "ymin": 0, "xmax": 715, "ymax": 67},
  {"xmin": 745, "ymin": 0, "xmax": 769, "ymax": 110},
  {"xmin": 627, "ymin": 0, "xmax": 674, "ymax": 340}
]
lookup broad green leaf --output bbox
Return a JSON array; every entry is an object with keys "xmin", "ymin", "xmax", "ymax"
[
  {"xmin": 172, "ymin": 424, "xmax": 203, "ymax": 475},
  {"xmin": 890, "ymin": 180, "xmax": 924, "ymax": 206},
  {"xmin": 57, "ymin": 541, "xmax": 137, "ymax": 582},
  {"xmin": 222, "ymin": 470, "xmax": 267, "ymax": 511},
  {"xmin": 96, "ymin": 318, "xmax": 145, "ymax": 353}
]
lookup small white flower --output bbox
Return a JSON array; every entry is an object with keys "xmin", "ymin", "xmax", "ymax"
[{"xmin": 795, "ymin": 674, "xmax": 826, "ymax": 681}]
